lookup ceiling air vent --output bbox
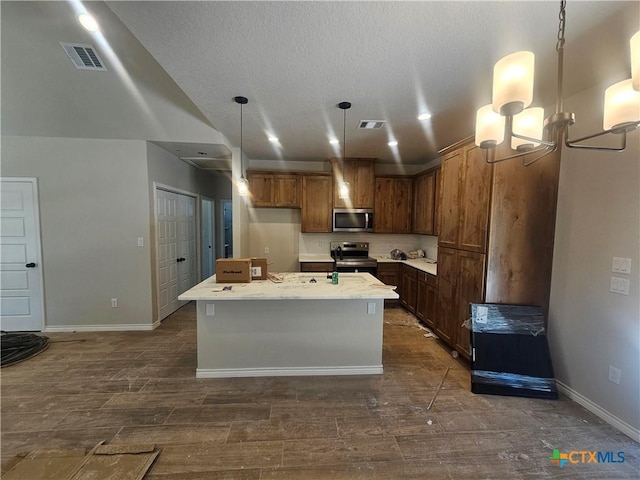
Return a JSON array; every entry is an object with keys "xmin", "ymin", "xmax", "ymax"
[
  {"xmin": 358, "ymin": 120, "xmax": 386, "ymax": 129},
  {"xmin": 59, "ymin": 42, "xmax": 107, "ymax": 71}
]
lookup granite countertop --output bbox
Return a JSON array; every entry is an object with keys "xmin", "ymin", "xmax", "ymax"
[
  {"xmin": 178, "ymin": 272, "xmax": 399, "ymax": 301},
  {"xmin": 298, "ymin": 254, "xmax": 437, "ymax": 276}
]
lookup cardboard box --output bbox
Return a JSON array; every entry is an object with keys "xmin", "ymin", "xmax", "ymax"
[
  {"xmin": 251, "ymin": 257, "xmax": 268, "ymax": 280},
  {"xmin": 216, "ymin": 258, "xmax": 252, "ymax": 283}
]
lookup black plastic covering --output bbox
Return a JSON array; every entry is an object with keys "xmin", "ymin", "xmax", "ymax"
[{"xmin": 470, "ymin": 304, "xmax": 558, "ymax": 400}]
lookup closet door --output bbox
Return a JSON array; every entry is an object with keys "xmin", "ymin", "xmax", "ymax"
[{"xmin": 157, "ymin": 188, "xmax": 197, "ymax": 320}]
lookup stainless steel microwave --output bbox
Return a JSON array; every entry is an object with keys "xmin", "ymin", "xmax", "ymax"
[{"xmin": 332, "ymin": 208, "xmax": 374, "ymax": 232}]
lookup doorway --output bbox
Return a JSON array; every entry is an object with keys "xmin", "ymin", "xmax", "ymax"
[
  {"xmin": 222, "ymin": 200, "xmax": 233, "ymax": 258},
  {"xmin": 0, "ymin": 178, "xmax": 44, "ymax": 331},
  {"xmin": 201, "ymin": 197, "xmax": 215, "ymax": 280}
]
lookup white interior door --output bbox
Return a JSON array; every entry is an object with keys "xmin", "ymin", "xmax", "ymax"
[
  {"xmin": 0, "ymin": 178, "xmax": 44, "ymax": 331},
  {"xmin": 156, "ymin": 188, "xmax": 197, "ymax": 320}
]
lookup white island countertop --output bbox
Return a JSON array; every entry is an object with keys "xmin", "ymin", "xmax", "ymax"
[{"xmin": 178, "ymin": 272, "xmax": 398, "ymax": 301}]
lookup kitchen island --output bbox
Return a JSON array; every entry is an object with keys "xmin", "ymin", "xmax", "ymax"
[{"xmin": 178, "ymin": 272, "xmax": 398, "ymax": 378}]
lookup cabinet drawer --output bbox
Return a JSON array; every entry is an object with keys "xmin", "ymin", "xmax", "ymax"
[
  {"xmin": 426, "ymin": 273, "xmax": 437, "ymax": 286},
  {"xmin": 300, "ymin": 262, "xmax": 334, "ymax": 272},
  {"xmin": 417, "ymin": 271, "xmax": 427, "ymax": 283}
]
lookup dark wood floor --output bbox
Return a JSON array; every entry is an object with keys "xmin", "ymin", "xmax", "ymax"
[{"xmin": 1, "ymin": 303, "xmax": 638, "ymax": 479}]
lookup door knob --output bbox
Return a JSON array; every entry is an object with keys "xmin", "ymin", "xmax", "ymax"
[{"xmin": 25, "ymin": 262, "xmax": 37, "ymax": 268}]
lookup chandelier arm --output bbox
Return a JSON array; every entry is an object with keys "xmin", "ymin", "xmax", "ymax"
[
  {"xmin": 484, "ymin": 143, "xmax": 554, "ymax": 164},
  {"xmin": 565, "ymin": 124, "xmax": 638, "ymax": 151},
  {"xmin": 511, "ymin": 132, "xmax": 556, "ymax": 148},
  {"xmin": 522, "ymin": 144, "xmax": 559, "ymax": 167}
]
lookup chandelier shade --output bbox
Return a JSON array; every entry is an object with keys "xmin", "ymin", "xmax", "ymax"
[
  {"xmin": 632, "ymin": 31, "xmax": 639, "ymax": 91},
  {"xmin": 492, "ymin": 51, "xmax": 535, "ymax": 116},
  {"xmin": 603, "ymin": 79, "xmax": 640, "ymax": 132},
  {"xmin": 475, "ymin": 104, "xmax": 506, "ymax": 148},
  {"xmin": 512, "ymin": 107, "xmax": 545, "ymax": 151}
]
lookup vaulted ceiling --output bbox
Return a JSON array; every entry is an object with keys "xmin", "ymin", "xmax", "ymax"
[{"xmin": 3, "ymin": 1, "xmax": 638, "ymax": 166}]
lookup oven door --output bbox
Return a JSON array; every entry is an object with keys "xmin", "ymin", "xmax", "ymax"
[{"xmin": 334, "ymin": 261, "xmax": 378, "ymax": 276}]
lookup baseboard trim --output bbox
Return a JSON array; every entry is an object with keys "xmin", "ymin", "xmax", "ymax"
[
  {"xmin": 45, "ymin": 321, "xmax": 160, "ymax": 333},
  {"xmin": 556, "ymin": 380, "xmax": 640, "ymax": 442},
  {"xmin": 196, "ymin": 365, "xmax": 384, "ymax": 378}
]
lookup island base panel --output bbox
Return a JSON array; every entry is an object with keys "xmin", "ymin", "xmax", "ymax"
[{"xmin": 196, "ymin": 299, "xmax": 384, "ymax": 378}]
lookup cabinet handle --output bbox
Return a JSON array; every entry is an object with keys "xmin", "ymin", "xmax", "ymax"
[{"xmin": 25, "ymin": 262, "xmax": 37, "ymax": 268}]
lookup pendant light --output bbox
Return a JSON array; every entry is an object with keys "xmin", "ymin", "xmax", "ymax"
[
  {"xmin": 337, "ymin": 101, "xmax": 351, "ymax": 199},
  {"xmin": 234, "ymin": 96, "xmax": 249, "ymax": 197},
  {"xmin": 475, "ymin": 1, "xmax": 640, "ymax": 165}
]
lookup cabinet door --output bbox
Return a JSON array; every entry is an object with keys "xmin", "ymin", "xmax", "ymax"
[
  {"xmin": 374, "ymin": 177, "xmax": 395, "ymax": 233},
  {"xmin": 458, "ymin": 144, "xmax": 492, "ymax": 253},
  {"xmin": 352, "ymin": 159, "xmax": 375, "ymax": 208},
  {"xmin": 438, "ymin": 150, "xmax": 463, "ymax": 248},
  {"xmin": 413, "ymin": 170, "xmax": 436, "ymax": 235},
  {"xmin": 415, "ymin": 272, "xmax": 427, "ymax": 321},
  {"xmin": 274, "ymin": 175, "xmax": 301, "ymax": 207},
  {"xmin": 401, "ymin": 265, "xmax": 417, "ymax": 313},
  {"xmin": 425, "ymin": 282, "xmax": 437, "ymax": 330},
  {"xmin": 435, "ymin": 248, "xmax": 457, "ymax": 345},
  {"xmin": 433, "ymin": 168, "xmax": 441, "ymax": 236},
  {"xmin": 248, "ymin": 173, "xmax": 274, "ymax": 207},
  {"xmin": 393, "ymin": 178, "xmax": 413, "ymax": 233},
  {"xmin": 454, "ymin": 250, "xmax": 486, "ymax": 359},
  {"xmin": 332, "ymin": 159, "xmax": 354, "ymax": 208},
  {"xmin": 302, "ymin": 175, "xmax": 333, "ymax": 233}
]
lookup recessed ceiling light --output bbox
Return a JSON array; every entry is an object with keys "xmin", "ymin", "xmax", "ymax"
[
  {"xmin": 418, "ymin": 113, "xmax": 432, "ymax": 121},
  {"xmin": 329, "ymin": 138, "xmax": 339, "ymax": 145},
  {"xmin": 388, "ymin": 140, "xmax": 398, "ymax": 147},
  {"xmin": 78, "ymin": 13, "xmax": 99, "ymax": 32},
  {"xmin": 268, "ymin": 136, "xmax": 279, "ymax": 143}
]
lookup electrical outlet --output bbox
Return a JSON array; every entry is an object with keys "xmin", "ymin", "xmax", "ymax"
[
  {"xmin": 367, "ymin": 302, "xmax": 376, "ymax": 315},
  {"xmin": 111, "ymin": 298, "xmax": 118, "ymax": 308},
  {"xmin": 137, "ymin": 237, "xmax": 144, "ymax": 247},
  {"xmin": 608, "ymin": 365, "xmax": 621, "ymax": 385},
  {"xmin": 264, "ymin": 246, "xmax": 270, "ymax": 254}
]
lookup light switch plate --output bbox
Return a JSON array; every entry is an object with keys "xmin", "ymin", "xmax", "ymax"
[
  {"xmin": 610, "ymin": 277, "xmax": 630, "ymax": 295},
  {"xmin": 612, "ymin": 257, "xmax": 631, "ymax": 274}
]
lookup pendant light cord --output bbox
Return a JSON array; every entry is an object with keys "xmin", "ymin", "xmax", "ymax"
[
  {"xmin": 555, "ymin": 0, "xmax": 566, "ymax": 115},
  {"xmin": 240, "ymin": 101, "xmax": 244, "ymax": 178},
  {"xmin": 342, "ymin": 106, "xmax": 346, "ymax": 164}
]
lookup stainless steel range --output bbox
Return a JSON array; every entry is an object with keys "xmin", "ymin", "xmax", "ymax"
[{"xmin": 330, "ymin": 241, "xmax": 378, "ymax": 275}]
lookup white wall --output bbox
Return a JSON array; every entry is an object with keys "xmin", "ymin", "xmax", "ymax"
[
  {"xmin": 249, "ymin": 209, "xmax": 301, "ymax": 272},
  {"xmin": 549, "ymin": 81, "xmax": 640, "ymax": 438},
  {"xmin": 1, "ymin": 136, "xmax": 154, "ymax": 329}
]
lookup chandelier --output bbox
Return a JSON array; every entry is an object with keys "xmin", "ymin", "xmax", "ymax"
[{"xmin": 475, "ymin": 1, "xmax": 640, "ymax": 165}]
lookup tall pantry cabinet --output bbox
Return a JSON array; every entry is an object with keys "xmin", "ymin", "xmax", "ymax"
[{"xmin": 435, "ymin": 138, "xmax": 561, "ymax": 359}]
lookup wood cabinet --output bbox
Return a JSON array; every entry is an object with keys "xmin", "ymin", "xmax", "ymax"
[
  {"xmin": 301, "ymin": 174, "xmax": 333, "ymax": 233},
  {"xmin": 416, "ymin": 271, "xmax": 437, "ymax": 330},
  {"xmin": 436, "ymin": 247, "xmax": 486, "ymax": 359},
  {"xmin": 438, "ymin": 144, "xmax": 492, "ymax": 252},
  {"xmin": 330, "ymin": 158, "xmax": 376, "ymax": 209},
  {"xmin": 374, "ymin": 177, "xmax": 413, "ymax": 233},
  {"xmin": 376, "ymin": 262, "xmax": 400, "ymax": 305},
  {"xmin": 300, "ymin": 262, "xmax": 334, "ymax": 273},
  {"xmin": 247, "ymin": 172, "xmax": 301, "ymax": 208},
  {"xmin": 413, "ymin": 167, "xmax": 440, "ymax": 235},
  {"xmin": 435, "ymin": 137, "xmax": 561, "ymax": 359},
  {"xmin": 399, "ymin": 264, "xmax": 417, "ymax": 313}
]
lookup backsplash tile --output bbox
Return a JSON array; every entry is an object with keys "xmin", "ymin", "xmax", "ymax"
[{"xmin": 299, "ymin": 233, "xmax": 438, "ymax": 260}]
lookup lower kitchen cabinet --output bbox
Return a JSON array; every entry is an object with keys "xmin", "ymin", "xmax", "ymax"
[
  {"xmin": 436, "ymin": 247, "xmax": 486, "ymax": 359},
  {"xmin": 400, "ymin": 264, "xmax": 417, "ymax": 313},
  {"xmin": 376, "ymin": 263, "xmax": 400, "ymax": 305},
  {"xmin": 416, "ymin": 271, "xmax": 437, "ymax": 330},
  {"xmin": 300, "ymin": 262, "xmax": 333, "ymax": 273}
]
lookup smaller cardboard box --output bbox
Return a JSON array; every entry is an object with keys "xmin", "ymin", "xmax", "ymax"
[
  {"xmin": 216, "ymin": 258, "xmax": 251, "ymax": 283},
  {"xmin": 251, "ymin": 258, "xmax": 268, "ymax": 280}
]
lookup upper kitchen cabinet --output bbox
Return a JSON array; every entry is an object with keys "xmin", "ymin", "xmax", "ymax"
[
  {"xmin": 301, "ymin": 174, "xmax": 333, "ymax": 233},
  {"xmin": 438, "ymin": 142, "xmax": 492, "ymax": 252},
  {"xmin": 412, "ymin": 167, "xmax": 440, "ymax": 235},
  {"xmin": 247, "ymin": 171, "xmax": 301, "ymax": 208},
  {"xmin": 374, "ymin": 176, "xmax": 413, "ymax": 233},
  {"xmin": 329, "ymin": 158, "xmax": 376, "ymax": 209}
]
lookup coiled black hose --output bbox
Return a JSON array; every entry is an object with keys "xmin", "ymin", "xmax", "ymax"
[{"xmin": 1, "ymin": 331, "xmax": 49, "ymax": 367}]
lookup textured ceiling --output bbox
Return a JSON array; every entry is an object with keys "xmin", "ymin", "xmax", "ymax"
[{"xmin": 4, "ymin": 1, "xmax": 638, "ymax": 167}]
